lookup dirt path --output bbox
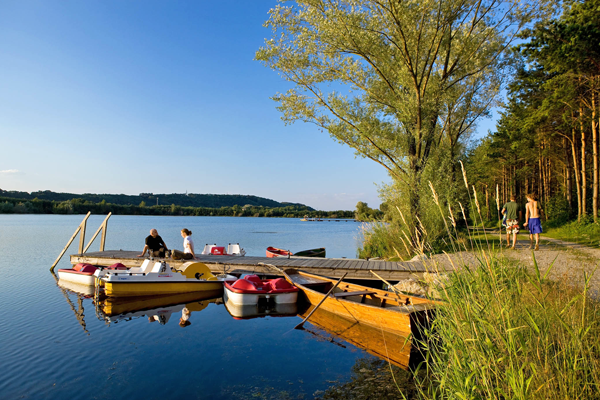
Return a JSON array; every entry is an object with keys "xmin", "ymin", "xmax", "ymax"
[{"xmin": 425, "ymin": 235, "xmax": 600, "ymax": 299}]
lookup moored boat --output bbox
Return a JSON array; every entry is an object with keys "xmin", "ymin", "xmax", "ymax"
[
  {"xmin": 200, "ymin": 243, "xmax": 246, "ymax": 256},
  {"xmin": 293, "ymin": 247, "xmax": 326, "ymax": 258},
  {"xmin": 297, "ymin": 306, "xmax": 419, "ymax": 370},
  {"xmin": 58, "ymin": 262, "xmax": 127, "ymax": 286},
  {"xmin": 224, "ymin": 275, "xmax": 299, "ymax": 305},
  {"xmin": 223, "ymin": 295, "xmax": 298, "ymax": 319},
  {"xmin": 99, "ymin": 260, "xmax": 235, "ymax": 297},
  {"xmin": 266, "ymin": 247, "xmax": 293, "ymax": 258},
  {"xmin": 280, "ymin": 269, "xmax": 437, "ymax": 337}
]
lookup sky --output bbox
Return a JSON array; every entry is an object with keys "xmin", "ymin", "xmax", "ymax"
[{"xmin": 0, "ymin": 1, "xmax": 498, "ymax": 211}]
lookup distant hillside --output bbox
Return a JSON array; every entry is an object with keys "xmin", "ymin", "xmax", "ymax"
[{"xmin": 0, "ymin": 189, "xmax": 314, "ymax": 210}]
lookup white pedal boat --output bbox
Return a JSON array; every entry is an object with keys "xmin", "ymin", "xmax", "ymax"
[
  {"xmin": 58, "ymin": 262, "xmax": 127, "ymax": 286},
  {"xmin": 97, "ymin": 260, "xmax": 236, "ymax": 297},
  {"xmin": 223, "ymin": 275, "xmax": 299, "ymax": 306}
]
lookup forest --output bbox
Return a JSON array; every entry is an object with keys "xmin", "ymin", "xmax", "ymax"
[
  {"xmin": 0, "ymin": 194, "xmax": 353, "ymax": 219},
  {"xmin": 466, "ymin": 0, "xmax": 600, "ymax": 225},
  {"xmin": 0, "ymin": 189, "xmax": 309, "ymax": 210}
]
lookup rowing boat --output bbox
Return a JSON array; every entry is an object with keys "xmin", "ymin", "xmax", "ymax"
[
  {"xmin": 266, "ymin": 247, "xmax": 292, "ymax": 258},
  {"xmin": 293, "ymin": 247, "xmax": 326, "ymax": 258},
  {"xmin": 279, "ymin": 269, "xmax": 436, "ymax": 337},
  {"xmin": 297, "ymin": 306, "xmax": 420, "ymax": 370}
]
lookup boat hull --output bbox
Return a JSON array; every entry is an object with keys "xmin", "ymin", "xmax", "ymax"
[
  {"xmin": 293, "ymin": 248, "xmax": 326, "ymax": 258},
  {"xmin": 104, "ymin": 281, "xmax": 224, "ymax": 297},
  {"xmin": 283, "ymin": 271, "xmax": 436, "ymax": 337},
  {"xmin": 57, "ymin": 270, "xmax": 96, "ymax": 286},
  {"xmin": 224, "ymin": 287, "xmax": 298, "ymax": 305},
  {"xmin": 266, "ymin": 247, "xmax": 292, "ymax": 258}
]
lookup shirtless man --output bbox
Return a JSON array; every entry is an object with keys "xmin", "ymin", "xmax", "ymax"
[
  {"xmin": 137, "ymin": 229, "xmax": 169, "ymax": 258},
  {"xmin": 523, "ymin": 193, "xmax": 543, "ymax": 250}
]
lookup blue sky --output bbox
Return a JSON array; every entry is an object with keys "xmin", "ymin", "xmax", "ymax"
[{"xmin": 0, "ymin": 1, "xmax": 497, "ymax": 211}]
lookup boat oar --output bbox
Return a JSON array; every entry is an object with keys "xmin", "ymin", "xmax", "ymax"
[{"xmin": 294, "ymin": 272, "xmax": 348, "ymax": 330}]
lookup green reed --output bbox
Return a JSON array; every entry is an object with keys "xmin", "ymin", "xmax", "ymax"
[{"xmin": 414, "ymin": 252, "xmax": 600, "ymax": 400}]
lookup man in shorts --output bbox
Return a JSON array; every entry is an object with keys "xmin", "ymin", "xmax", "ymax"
[
  {"xmin": 501, "ymin": 195, "xmax": 520, "ymax": 249},
  {"xmin": 137, "ymin": 229, "xmax": 169, "ymax": 258},
  {"xmin": 523, "ymin": 193, "xmax": 543, "ymax": 250}
]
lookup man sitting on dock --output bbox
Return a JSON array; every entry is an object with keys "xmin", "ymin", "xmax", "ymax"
[{"xmin": 137, "ymin": 229, "xmax": 169, "ymax": 258}]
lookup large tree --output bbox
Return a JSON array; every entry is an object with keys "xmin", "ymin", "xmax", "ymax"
[{"xmin": 257, "ymin": 0, "xmax": 549, "ymax": 241}]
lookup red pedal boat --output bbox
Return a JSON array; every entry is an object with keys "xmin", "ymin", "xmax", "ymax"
[{"xmin": 224, "ymin": 275, "xmax": 299, "ymax": 305}]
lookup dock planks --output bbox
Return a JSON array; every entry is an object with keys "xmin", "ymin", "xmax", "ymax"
[{"xmin": 69, "ymin": 250, "xmax": 446, "ymax": 280}]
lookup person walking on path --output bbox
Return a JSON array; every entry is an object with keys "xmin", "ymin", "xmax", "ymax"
[
  {"xmin": 138, "ymin": 229, "xmax": 169, "ymax": 258},
  {"xmin": 501, "ymin": 195, "xmax": 520, "ymax": 249},
  {"xmin": 523, "ymin": 193, "xmax": 543, "ymax": 250}
]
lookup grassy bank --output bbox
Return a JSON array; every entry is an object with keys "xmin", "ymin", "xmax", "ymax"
[{"xmin": 415, "ymin": 251, "xmax": 600, "ymax": 399}]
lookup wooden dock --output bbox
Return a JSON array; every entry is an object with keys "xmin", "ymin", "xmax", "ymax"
[{"xmin": 69, "ymin": 250, "xmax": 446, "ymax": 280}]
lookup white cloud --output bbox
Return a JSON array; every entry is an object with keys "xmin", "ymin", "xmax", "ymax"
[{"xmin": 0, "ymin": 169, "xmax": 19, "ymax": 174}]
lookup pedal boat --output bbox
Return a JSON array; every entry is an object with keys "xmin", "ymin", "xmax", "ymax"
[
  {"xmin": 58, "ymin": 262, "xmax": 126, "ymax": 286},
  {"xmin": 224, "ymin": 275, "xmax": 299, "ymax": 306},
  {"xmin": 98, "ymin": 260, "xmax": 235, "ymax": 297}
]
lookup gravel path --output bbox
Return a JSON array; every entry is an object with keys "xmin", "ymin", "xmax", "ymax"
[{"xmin": 423, "ymin": 235, "xmax": 600, "ymax": 299}]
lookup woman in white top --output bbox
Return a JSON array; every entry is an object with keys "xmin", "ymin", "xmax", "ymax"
[
  {"xmin": 181, "ymin": 228, "xmax": 195, "ymax": 258},
  {"xmin": 171, "ymin": 228, "xmax": 196, "ymax": 260}
]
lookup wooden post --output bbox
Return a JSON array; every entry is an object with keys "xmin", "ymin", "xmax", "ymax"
[
  {"xmin": 50, "ymin": 212, "xmax": 91, "ymax": 272},
  {"xmin": 83, "ymin": 212, "xmax": 112, "ymax": 253}
]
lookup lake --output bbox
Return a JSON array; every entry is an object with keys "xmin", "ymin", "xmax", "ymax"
[{"xmin": 0, "ymin": 215, "xmax": 413, "ymax": 399}]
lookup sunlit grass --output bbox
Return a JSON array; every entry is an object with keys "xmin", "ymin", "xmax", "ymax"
[{"xmin": 414, "ymin": 252, "xmax": 600, "ymax": 400}]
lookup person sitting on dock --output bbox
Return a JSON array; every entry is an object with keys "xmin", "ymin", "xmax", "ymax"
[
  {"xmin": 171, "ymin": 228, "xmax": 196, "ymax": 260},
  {"xmin": 137, "ymin": 229, "xmax": 169, "ymax": 258}
]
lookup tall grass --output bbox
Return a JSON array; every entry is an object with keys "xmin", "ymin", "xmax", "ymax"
[{"xmin": 415, "ymin": 253, "xmax": 600, "ymax": 399}]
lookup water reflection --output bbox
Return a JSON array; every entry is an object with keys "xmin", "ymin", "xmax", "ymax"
[
  {"xmin": 298, "ymin": 306, "xmax": 422, "ymax": 370},
  {"xmin": 223, "ymin": 291, "xmax": 301, "ymax": 319},
  {"xmin": 97, "ymin": 290, "xmax": 223, "ymax": 326},
  {"xmin": 55, "ymin": 274, "xmax": 95, "ymax": 334}
]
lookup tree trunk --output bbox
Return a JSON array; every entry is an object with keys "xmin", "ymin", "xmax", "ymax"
[
  {"xmin": 581, "ymin": 106, "xmax": 587, "ymax": 217},
  {"xmin": 592, "ymin": 89, "xmax": 598, "ymax": 223},
  {"xmin": 572, "ymin": 125, "xmax": 582, "ymax": 221}
]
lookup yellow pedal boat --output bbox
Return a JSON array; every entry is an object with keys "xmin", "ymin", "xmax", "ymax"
[{"xmin": 99, "ymin": 260, "xmax": 234, "ymax": 297}]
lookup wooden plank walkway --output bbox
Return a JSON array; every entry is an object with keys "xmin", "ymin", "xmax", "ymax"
[{"xmin": 69, "ymin": 250, "xmax": 446, "ymax": 280}]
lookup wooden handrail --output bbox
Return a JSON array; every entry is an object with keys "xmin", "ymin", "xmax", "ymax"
[
  {"xmin": 50, "ymin": 212, "xmax": 91, "ymax": 272},
  {"xmin": 83, "ymin": 212, "xmax": 112, "ymax": 253}
]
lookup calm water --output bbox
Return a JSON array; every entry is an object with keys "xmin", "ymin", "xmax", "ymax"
[{"xmin": 0, "ymin": 215, "xmax": 384, "ymax": 400}]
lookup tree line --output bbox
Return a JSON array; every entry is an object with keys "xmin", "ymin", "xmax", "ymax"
[
  {"xmin": 0, "ymin": 189, "xmax": 310, "ymax": 210},
  {"xmin": 466, "ymin": 0, "xmax": 600, "ymax": 224},
  {"xmin": 0, "ymin": 196, "xmax": 353, "ymax": 219}
]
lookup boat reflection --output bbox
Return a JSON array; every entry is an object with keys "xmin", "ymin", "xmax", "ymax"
[
  {"xmin": 223, "ymin": 291, "xmax": 300, "ymax": 319},
  {"xmin": 54, "ymin": 273, "xmax": 93, "ymax": 333},
  {"xmin": 299, "ymin": 306, "xmax": 422, "ymax": 370},
  {"xmin": 58, "ymin": 279, "xmax": 96, "ymax": 297},
  {"xmin": 97, "ymin": 289, "xmax": 223, "ymax": 326}
]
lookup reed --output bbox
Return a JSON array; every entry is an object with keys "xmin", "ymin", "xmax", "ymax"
[{"xmin": 414, "ymin": 252, "xmax": 600, "ymax": 399}]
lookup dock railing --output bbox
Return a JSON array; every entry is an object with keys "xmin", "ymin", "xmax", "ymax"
[{"xmin": 50, "ymin": 212, "xmax": 112, "ymax": 272}]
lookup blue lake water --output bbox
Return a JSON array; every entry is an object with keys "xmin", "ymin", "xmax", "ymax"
[{"xmin": 0, "ymin": 215, "xmax": 393, "ymax": 400}]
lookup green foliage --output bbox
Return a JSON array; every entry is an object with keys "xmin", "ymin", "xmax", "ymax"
[
  {"xmin": 0, "ymin": 189, "xmax": 311, "ymax": 210},
  {"xmin": 257, "ymin": 0, "xmax": 547, "ymax": 245},
  {"xmin": 0, "ymin": 195, "xmax": 351, "ymax": 218},
  {"xmin": 354, "ymin": 201, "xmax": 383, "ymax": 221},
  {"xmin": 417, "ymin": 253, "xmax": 600, "ymax": 399}
]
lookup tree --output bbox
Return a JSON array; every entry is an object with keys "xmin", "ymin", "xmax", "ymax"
[{"xmin": 257, "ymin": 0, "xmax": 550, "ymax": 243}]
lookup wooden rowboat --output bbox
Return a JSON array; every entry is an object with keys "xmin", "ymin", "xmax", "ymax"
[
  {"xmin": 293, "ymin": 247, "xmax": 326, "ymax": 258},
  {"xmin": 280, "ymin": 269, "xmax": 436, "ymax": 337},
  {"xmin": 266, "ymin": 247, "xmax": 293, "ymax": 258},
  {"xmin": 297, "ymin": 306, "xmax": 420, "ymax": 370}
]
